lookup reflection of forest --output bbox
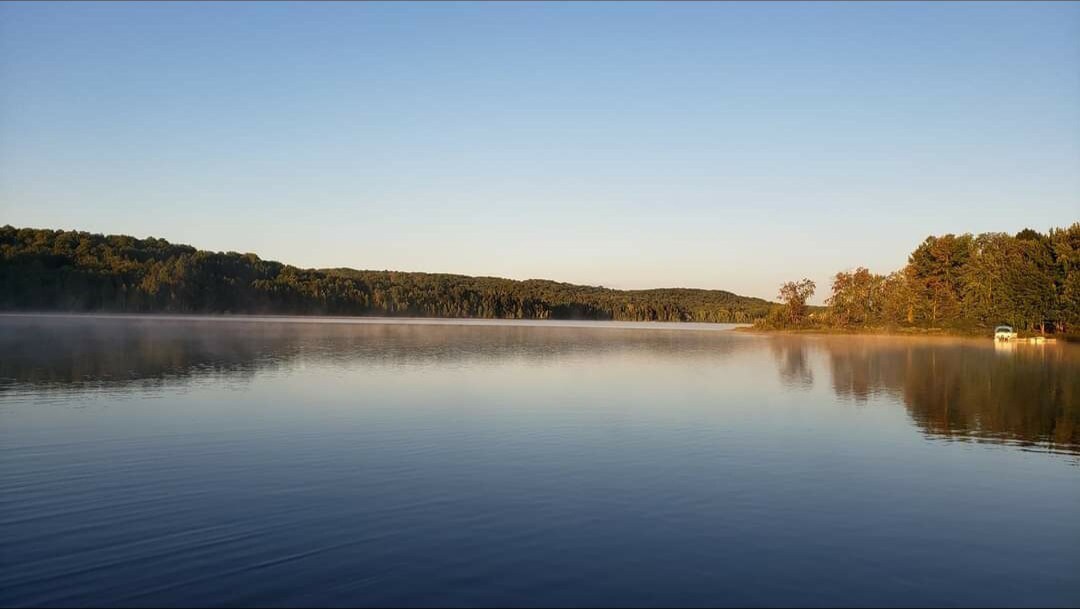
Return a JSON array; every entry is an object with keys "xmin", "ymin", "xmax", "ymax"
[
  {"xmin": 0, "ymin": 316, "xmax": 747, "ymax": 393},
  {"xmin": 4, "ymin": 317, "xmax": 1077, "ymax": 455},
  {"xmin": 817, "ymin": 337, "xmax": 1079, "ymax": 453},
  {"xmin": 769, "ymin": 340, "xmax": 814, "ymax": 388}
]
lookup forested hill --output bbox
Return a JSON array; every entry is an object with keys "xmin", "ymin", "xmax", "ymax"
[{"xmin": 0, "ymin": 226, "xmax": 773, "ymax": 322}]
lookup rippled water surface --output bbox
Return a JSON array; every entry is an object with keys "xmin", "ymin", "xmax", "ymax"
[{"xmin": 1, "ymin": 314, "xmax": 1078, "ymax": 607}]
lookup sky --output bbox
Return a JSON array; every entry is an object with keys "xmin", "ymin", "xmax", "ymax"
[{"xmin": 1, "ymin": 2, "xmax": 1078, "ymax": 302}]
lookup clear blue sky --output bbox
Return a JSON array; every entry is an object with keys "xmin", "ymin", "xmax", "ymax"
[{"xmin": 2, "ymin": 2, "xmax": 1077, "ymax": 302}]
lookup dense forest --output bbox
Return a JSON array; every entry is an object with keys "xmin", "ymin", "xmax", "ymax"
[
  {"xmin": 764, "ymin": 223, "xmax": 1080, "ymax": 334},
  {"xmin": 5, "ymin": 224, "xmax": 1076, "ymax": 332},
  {"xmin": 0, "ymin": 226, "xmax": 772, "ymax": 323}
]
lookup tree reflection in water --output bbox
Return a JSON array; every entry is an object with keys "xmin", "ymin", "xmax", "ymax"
[
  {"xmin": 817, "ymin": 335, "xmax": 1079, "ymax": 454},
  {"xmin": 769, "ymin": 339, "xmax": 815, "ymax": 390},
  {"xmin": 2, "ymin": 315, "xmax": 1077, "ymax": 455}
]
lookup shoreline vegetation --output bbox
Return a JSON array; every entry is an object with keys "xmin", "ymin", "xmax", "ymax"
[
  {"xmin": 2, "ymin": 224, "xmax": 1077, "ymax": 339},
  {"xmin": 758, "ymin": 223, "xmax": 1079, "ymax": 340},
  {"xmin": 735, "ymin": 325, "xmax": 1077, "ymax": 342}
]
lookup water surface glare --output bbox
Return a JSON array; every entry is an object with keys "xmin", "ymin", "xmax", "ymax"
[{"xmin": 1, "ymin": 315, "xmax": 1077, "ymax": 607}]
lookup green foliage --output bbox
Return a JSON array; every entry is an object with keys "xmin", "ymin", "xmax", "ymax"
[
  {"xmin": 807, "ymin": 224, "xmax": 1079, "ymax": 333},
  {"xmin": 758, "ymin": 223, "xmax": 1079, "ymax": 333},
  {"xmin": 777, "ymin": 278, "xmax": 815, "ymax": 326},
  {"xmin": 0, "ymin": 226, "xmax": 773, "ymax": 322},
  {"xmin": 907, "ymin": 233, "xmax": 973, "ymax": 325},
  {"xmin": 826, "ymin": 267, "xmax": 883, "ymax": 327}
]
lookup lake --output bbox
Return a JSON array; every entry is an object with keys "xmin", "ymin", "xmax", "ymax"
[{"xmin": 1, "ymin": 314, "xmax": 1077, "ymax": 607}]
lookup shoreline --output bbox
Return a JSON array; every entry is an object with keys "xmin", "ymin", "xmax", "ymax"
[
  {"xmin": 736, "ymin": 325, "xmax": 1080, "ymax": 342},
  {"xmin": 0, "ymin": 312, "xmax": 750, "ymax": 332},
  {"xmin": 2, "ymin": 311, "xmax": 1074, "ymax": 341}
]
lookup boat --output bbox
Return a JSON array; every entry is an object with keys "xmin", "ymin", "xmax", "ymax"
[{"xmin": 994, "ymin": 325, "xmax": 1017, "ymax": 341}]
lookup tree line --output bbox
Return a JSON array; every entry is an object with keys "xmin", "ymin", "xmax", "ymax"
[
  {"xmin": 0, "ymin": 226, "xmax": 772, "ymax": 323},
  {"xmin": 765, "ymin": 223, "xmax": 1080, "ymax": 334}
]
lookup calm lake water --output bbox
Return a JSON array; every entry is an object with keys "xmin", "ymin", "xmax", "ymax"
[{"xmin": 1, "ymin": 314, "xmax": 1077, "ymax": 608}]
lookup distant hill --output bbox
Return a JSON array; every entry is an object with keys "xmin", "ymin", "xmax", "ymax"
[{"xmin": 0, "ymin": 226, "xmax": 774, "ymax": 323}]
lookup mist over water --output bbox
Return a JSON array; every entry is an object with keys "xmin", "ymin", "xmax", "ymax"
[{"xmin": 1, "ymin": 315, "xmax": 1078, "ymax": 607}]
